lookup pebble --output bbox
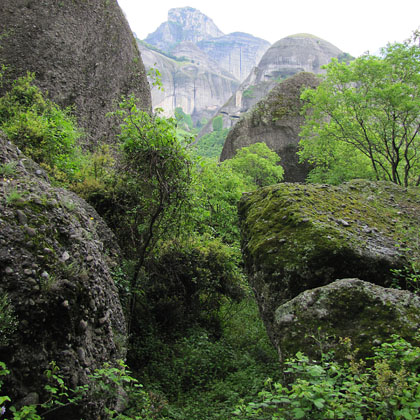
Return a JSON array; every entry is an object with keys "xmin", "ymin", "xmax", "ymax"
[
  {"xmin": 61, "ymin": 251, "xmax": 70, "ymax": 261},
  {"xmin": 5, "ymin": 267, "xmax": 13, "ymax": 274}
]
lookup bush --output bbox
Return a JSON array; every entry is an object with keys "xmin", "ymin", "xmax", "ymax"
[
  {"xmin": 234, "ymin": 335, "xmax": 420, "ymax": 419},
  {"xmin": 0, "ymin": 73, "xmax": 84, "ymax": 185}
]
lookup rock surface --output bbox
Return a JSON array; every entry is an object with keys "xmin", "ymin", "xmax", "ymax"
[
  {"xmin": 220, "ymin": 72, "xmax": 319, "ymax": 182},
  {"xmin": 275, "ymin": 278, "xmax": 420, "ymax": 361},
  {"xmin": 201, "ymin": 34, "xmax": 343, "ymax": 134},
  {"xmin": 138, "ymin": 41, "xmax": 239, "ymax": 124},
  {"xmin": 0, "ymin": 0, "xmax": 151, "ymax": 147},
  {"xmin": 0, "ymin": 133, "xmax": 126, "ymax": 418},
  {"xmin": 142, "ymin": 7, "xmax": 269, "ymax": 121},
  {"xmin": 239, "ymin": 180, "xmax": 420, "ymax": 357},
  {"xmin": 145, "ymin": 7, "xmax": 224, "ymax": 50},
  {"xmin": 197, "ymin": 32, "xmax": 270, "ymax": 82}
]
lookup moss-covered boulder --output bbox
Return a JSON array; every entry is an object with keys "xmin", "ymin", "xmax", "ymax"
[
  {"xmin": 0, "ymin": 134, "xmax": 126, "ymax": 418},
  {"xmin": 275, "ymin": 278, "xmax": 420, "ymax": 361},
  {"xmin": 239, "ymin": 180, "xmax": 420, "ymax": 351},
  {"xmin": 0, "ymin": 0, "xmax": 151, "ymax": 147},
  {"xmin": 220, "ymin": 72, "xmax": 319, "ymax": 182}
]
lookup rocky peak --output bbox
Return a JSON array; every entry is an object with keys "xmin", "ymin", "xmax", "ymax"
[
  {"xmin": 168, "ymin": 7, "xmax": 223, "ymax": 41},
  {"xmin": 146, "ymin": 7, "xmax": 224, "ymax": 51}
]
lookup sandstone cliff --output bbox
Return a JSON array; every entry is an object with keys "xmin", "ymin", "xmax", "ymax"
[
  {"xmin": 0, "ymin": 133, "xmax": 126, "ymax": 418},
  {"xmin": 0, "ymin": 0, "xmax": 151, "ymax": 147},
  {"xmin": 145, "ymin": 7, "xmax": 224, "ymax": 50},
  {"xmin": 197, "ymin": 32, "xmax": 270, "ymax": 82},
  {"xmin": 138, "ymin": 41, "xmax": 239, "ymax": 124},
  {"xmin": 142, "ymin": 7, "xmax": 269, "ymax": 122},
  {"xmin": 239, "ymin": 180, "xmax": 420, "ymax": 360},
  {"xmin": 220, "ymin": 72, "xmax": 320, "ymax": 182},
  {"xmin": 202, "ymin": 33, "xmax": 344, "ymax": 134}
]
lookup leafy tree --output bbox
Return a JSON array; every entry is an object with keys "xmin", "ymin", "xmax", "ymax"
[
  {"xmin": 299, "ymin": 36, "xmax": 420, "ymax": 186},
  {"xmin": 194, "ymin": 127, "xmax": 229, "ymax": 158},
  {"xmin": 111, "ymin": 96, "xmax": 194, "ymax": 323},
  {"xmin": 224, "ymin": 142, "xmax": 284, "ymax": 187},
  {"xmin": 212, "ymin": 115, "xmax": 224, "ymax": 132},
  {"xmin": 174, "ymin": 107, "xmax": 193, "ymax": 130}
]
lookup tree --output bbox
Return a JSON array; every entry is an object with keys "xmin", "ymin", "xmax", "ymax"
[
  {"xmin": 224, "ymin": 142, "xmax": 284, "ymax": 187},
  {"xmin": 299, "ymin": 35, "xmax": 420, "ymax": 186},
  {"xmin": 111, "ymin": 97, "xmax": 194, "ymax": 324}
]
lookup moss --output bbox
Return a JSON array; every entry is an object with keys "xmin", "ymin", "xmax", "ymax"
[{"xmin": 239, "ymin": 180, "xmax": 420, "ymax": 305}]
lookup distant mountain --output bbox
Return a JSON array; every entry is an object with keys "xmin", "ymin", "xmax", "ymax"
[
  {"xmin": 145, "ymin": 7, "xmax": 224, "ymax": 50},
  {"xmin": 141, "ymin": 7, "xmax": 270, "ymax": 123},
  {"xmin": 138, "ymin": 40, "xmax": 239, "ymax": 124},
  {"xmin": 199, "ymin": 34, "xmax": 346, "ymax": 136},
  {"xmin": 197, "ymin": 32, "xmax": 270, "ymax": 82}
]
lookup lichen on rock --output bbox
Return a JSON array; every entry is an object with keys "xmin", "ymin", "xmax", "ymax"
[
  {"xmin": 274, "ymin": 278, "xmax": 420, "ymax": 361},
  {"xmin": 0, "ymin": 133, "xmax": 126, "ymax": 418},
  {"xmin": 239, "ymin": 179, "xmax": 420, "ymax": 358}
]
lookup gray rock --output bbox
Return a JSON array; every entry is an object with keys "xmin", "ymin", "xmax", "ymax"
[
  {"xmin": 220, "ymin": 72, "xmax": 320, "ymax": 182},
  {"xmin": 274, "ymin": 279, "xmax": 420, "ymax": 361},
  {"xmin": 0, "ymin": 135, "xmax": 126, "ymax": 419},
  {"xmin": 0, "ymin": 0, "xmax": 151, "ymax": 148},
  {"xmin": 239, "ymin": 180, "xmax": 420, "ymax": 356}
]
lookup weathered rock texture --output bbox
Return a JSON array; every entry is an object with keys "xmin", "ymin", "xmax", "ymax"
[
  {"xmin": 197, "ymin": 32, "xmax": 270, "ymax": 82},
  {"xmin": 0, "ymin": 0, "xmax": 151, "ymax": 147},
  {"xmin": 202, "ymin": 34, "xmax": 343, "ymax": 134},
  {"xmin": 220, "ymin": 72, "xmax": 320, "ymax": 182},
  {"xmin": 145, "ymin": 7, "xmax": 224, "ymax": 50},
  {"xmin": 275, "ymin": 278, "xmax": 420, "ymax": 361},
  {"xmin": 138, "ymin": 41, "xmax": 239, "ymax": 123},
  {"xmin": 239, "ymin": 180, "xmax": 420, "ymax": 359},
  {"xmin": 0, "ymin": 133, "xmax": 126, "ymax": 418},
  {"xmin": 142, "ymin": 7, "xmax": 269, "ymax": 121}
]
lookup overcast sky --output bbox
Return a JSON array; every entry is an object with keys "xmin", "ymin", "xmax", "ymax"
[{"xmin": 116, "ymin": 0, "xmax": 419, "ymax": 57}]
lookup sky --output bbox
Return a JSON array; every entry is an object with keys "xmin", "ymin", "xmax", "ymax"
[{"xmin": 116, "ymin": 0, "xmax": 420, "ymax": 57}]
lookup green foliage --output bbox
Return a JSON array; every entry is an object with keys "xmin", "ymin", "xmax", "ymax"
[
  {"xmin": 224, "ymin": 142, "xmax": 284, "ymax": 187},
  {"xmin": 299, "ymin": 36, "xmax": 420, "ymax": 186},
  {"xmin": 194, "ymin": 128, "xmax": 229, "ymax": 158},
  {"xmin": 212, "ymin": 115, "xmax": 224, "ymax": 132},
  {"xmin": 234, "ymin": 335, "xmax": 420, "ymax": 420},
  {"xmin": 0, "ymin": 73, "xmax": 84, "ymax": 185},
  {"xmin": 174, "ymin": 107, "xmax": 193, "ymax": 130},
  {"xmin": 0, "ymin": 360, "xmax": 164, "ymax": 419},
  {"xmin": 0, "ymin": 295, "xmax": 17, "ymax": 348}
]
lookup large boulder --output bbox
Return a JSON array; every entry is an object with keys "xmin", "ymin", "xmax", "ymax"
[
  {"xmin": 239, "ymin": 180, "xmax": 420, "ymax": 355},
  {"xmin": 199, "ymin": 33, "xmax": 344, "ymax": 135},
  {"xmin": 275, "ymin": 278, "xmax": 420, "ymax": 361},
  {"xmin": 0, "ymin": 133, "xmax": 126, "ymax": 418},
  {"xmin": 220, "ymin": 72, "xmax": 320, "ymax": 182},
  {"xmin": 0, "ymin": 0, "xmax": 151, "ymax": 147}
]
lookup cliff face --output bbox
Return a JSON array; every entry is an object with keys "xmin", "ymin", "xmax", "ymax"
[
  {"xmin": 0, "ymin": 0, "xmax": 151, "ymax": 147},
  {"xmin": 202, "ymin": 34, "xmax": 343, "ymax": 134},
  {"xmin": 138, "ymin": 41, "xmax": 239, "ymax": 124},
  {"xmin": 0, "ymin": 134, "xmax": 126, "ymax": 419},
  {"xmin": 145, "ymin": 7, "xmax": 224, "ymax": 50},
  {"xmin": 197, "ymin": 32, "xmax": 270, "ymax": 82},
  {"xmin": 239, "ymin": 180, "xmax": 420, "ymax": 361},
  {"xmin": 220, "ymin": 72, "xmax": 319, "ymax": 182},
  {"xmin": 142, "ymin": 7, "xmax": 269, "ymax": 121}
]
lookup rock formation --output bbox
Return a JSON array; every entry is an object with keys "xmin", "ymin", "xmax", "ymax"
[
  {"xmin": 275, "ymin": 278, "xmax": 420, "ymax": 361},
  {"xmin": 145, "ymin": 7, "xmax": 224, "ymax": 50},
  {"xmin": 142, "ymin": 7, "xmax": 269, "ymax": 122},
  {"xmin": 201, "ymin": 33, "xmax": 344, "ymax": 134},
  {"xmin": 239, "ymin": 180, "xmax": 420, "ymax": 360},
  {"xmin": 220, "ymin": 72, "xmax": 320, "ymax": 182},
  {"xmin": 0, "ymin": 134, "xmax": 126, "ymax": 417},
  {"xmin": 138, "ymin": 41, "xmax": 239, "ymax": 124},
  {"xmin": 0, "ymin": 0, "xmax": 151, "ymax": 147},
  {"xmin": 197, "ymin": 32, "xmax": 270, "ymax": 82}
]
